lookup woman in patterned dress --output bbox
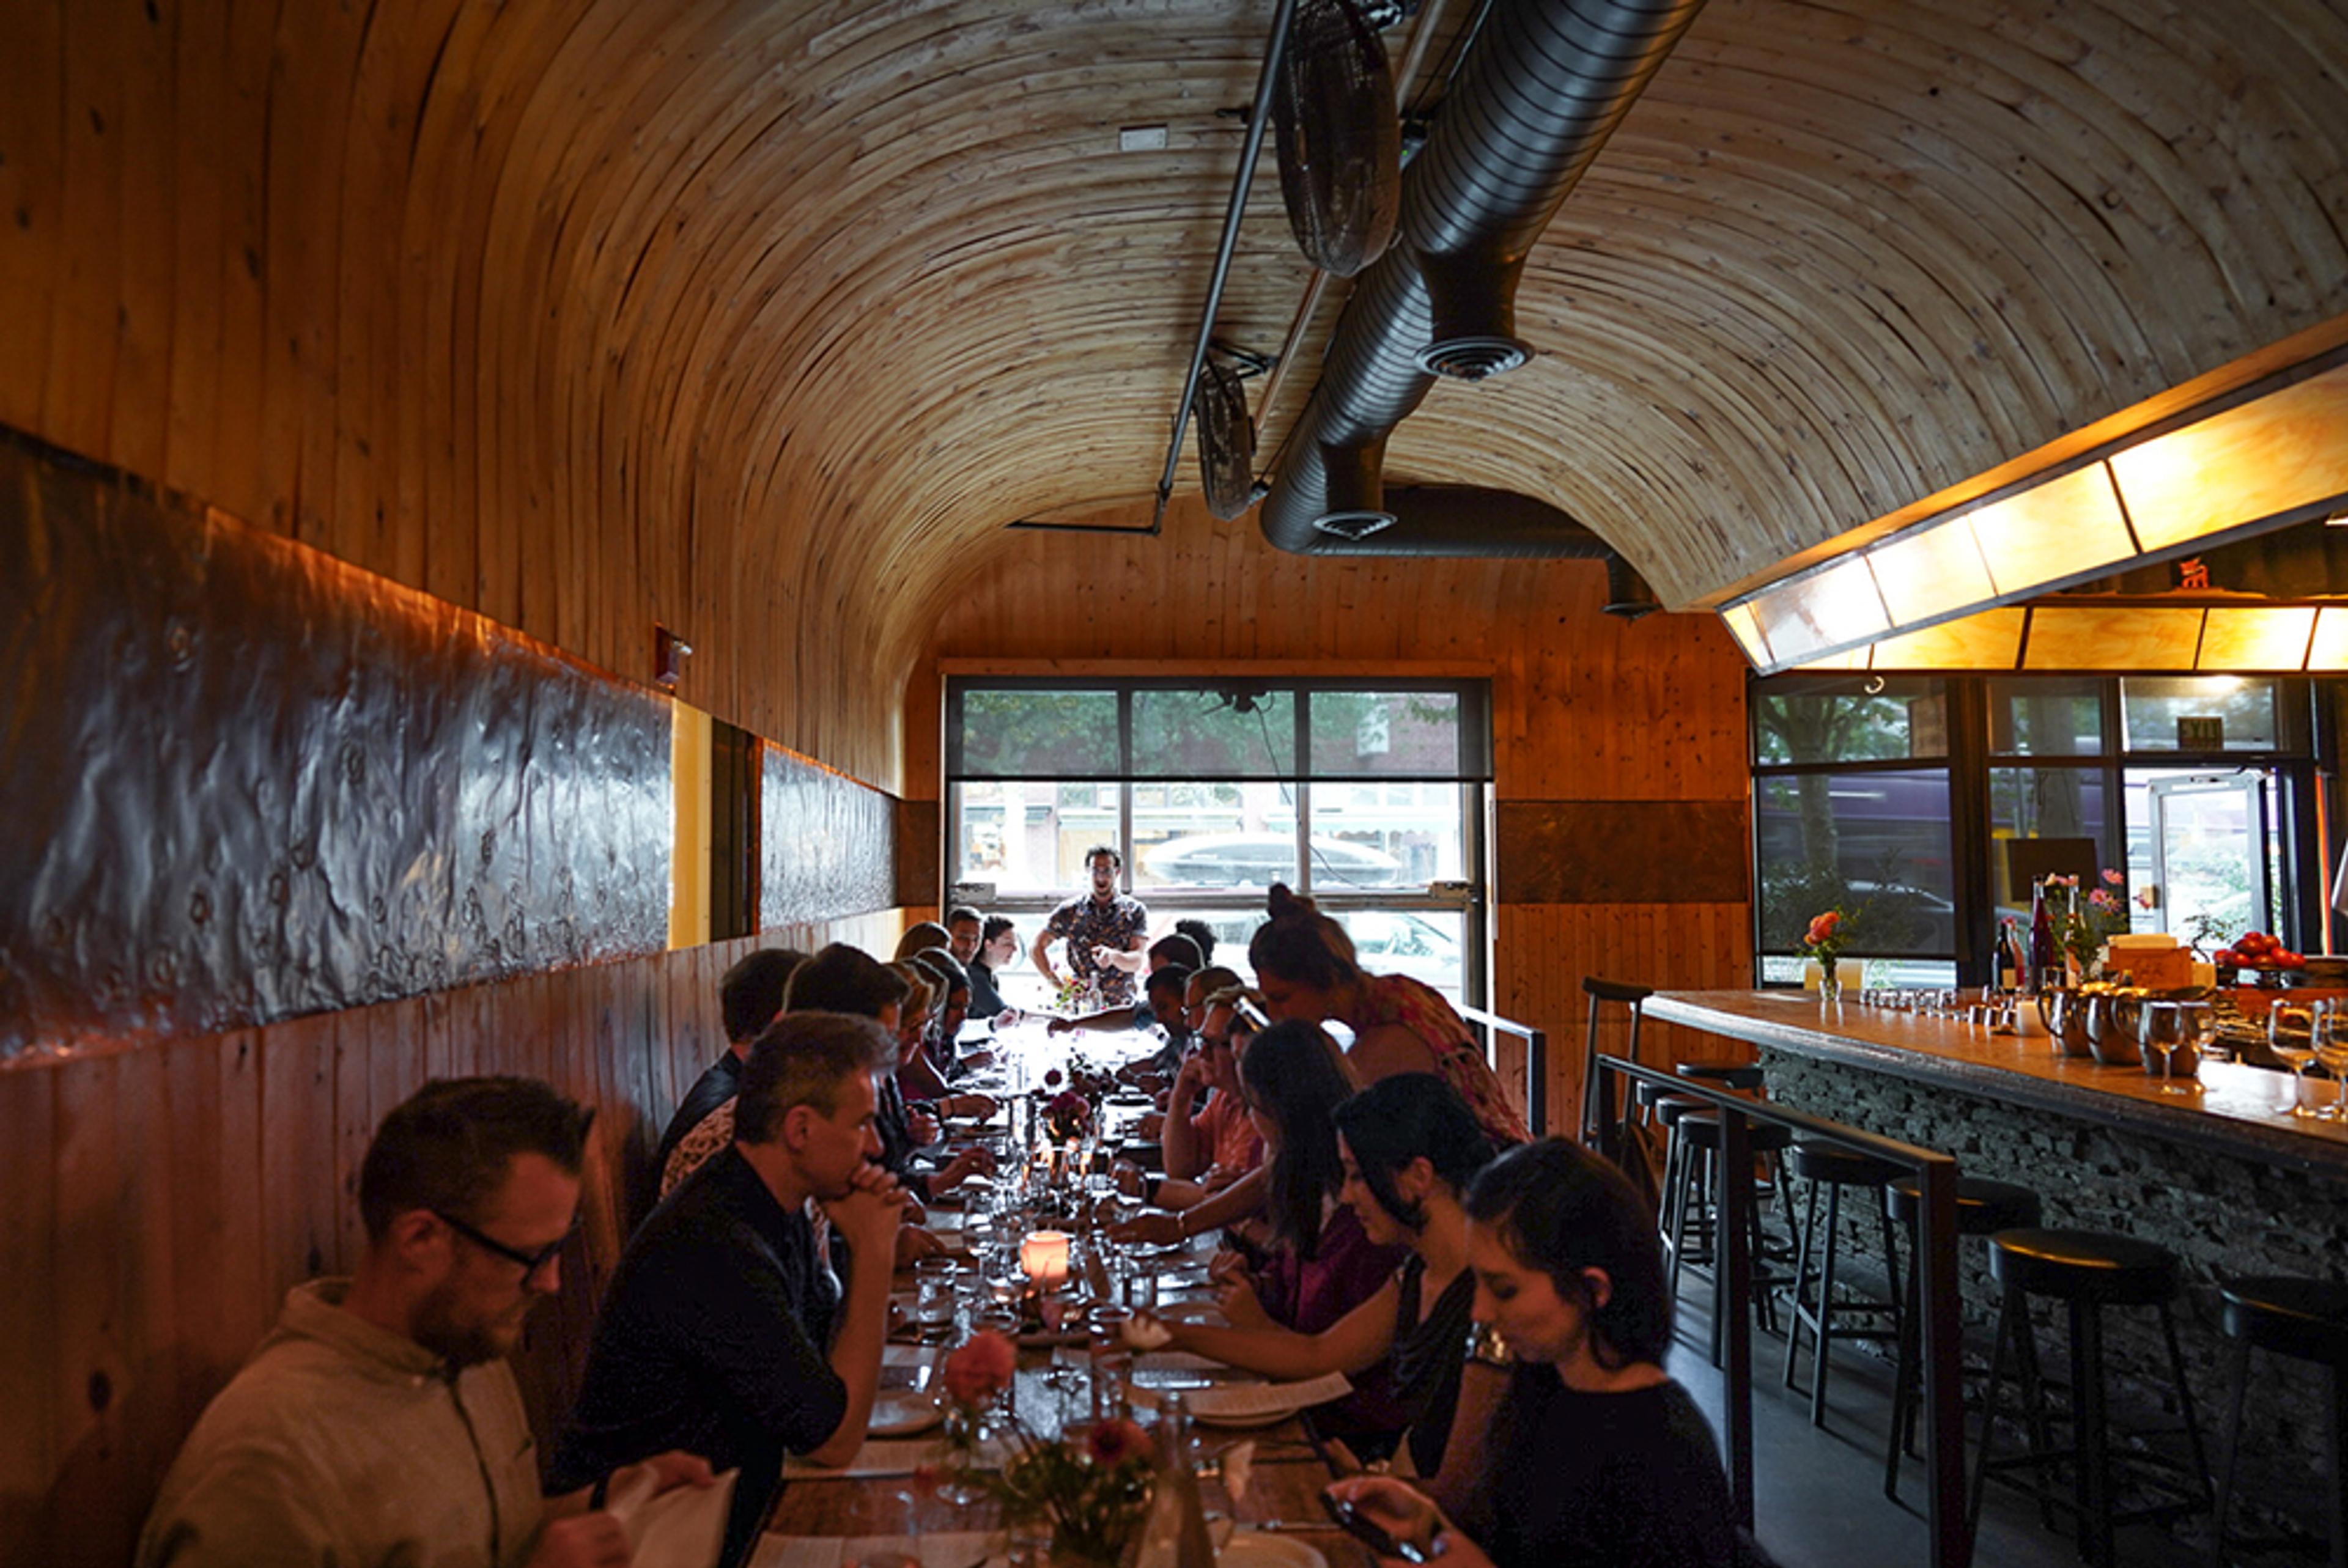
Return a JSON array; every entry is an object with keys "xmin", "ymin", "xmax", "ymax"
[{"xmin": 1249, "ymin": 884, "xmax": 1532, "ymax": 1149}]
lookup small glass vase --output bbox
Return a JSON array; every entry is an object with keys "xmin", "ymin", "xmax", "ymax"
[{"xmin": 1817, "ymin": 959, "xmax": 1842, "ymax": 1004}]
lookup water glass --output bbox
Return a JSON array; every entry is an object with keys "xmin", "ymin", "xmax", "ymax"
[
  {"xmin": 2317, "ymin": 1006, "xmax": 2348, "ymax": 1120},
  {"xmin": 2138, "ymin": 1002, "xmax": 2191, "ymax": 1095},
  {"xmin": 1086, "ymin": 1304, "xmax": 1135, "ymax": 1421},
  {"xmin": 913, "ymin": 1257, "xmax": 959, "ymax": 1340}
]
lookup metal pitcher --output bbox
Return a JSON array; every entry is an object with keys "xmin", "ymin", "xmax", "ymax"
[
  {"xmin": 2082, "ymin": 990, "xmax": 2144, "ymax": 1067},
  {"xmin": 2036, "ymin": 988, "xmax": 2095, "ymax": 1059}
]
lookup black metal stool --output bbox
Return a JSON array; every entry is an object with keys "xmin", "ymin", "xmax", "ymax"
[
  {"xmin": 2209, "ymin": 1276, "xmax": 2348, "ymax": 1568},
  {"xmin": 1968, "ymin": 1228, "xmax": 2212, "ymax": 1568},
  {"xmin": 1581, "ymin": 977, "xmax": 1653, "ymax": 1144},
  {"xmin": 1668, "ymin": 1110, "xmax": 1796, "ymax": 1363},
  {"xmin": 1881, "ymin": 1176, "xmax": 2043, "ymax": 1500},
  {"xmin": 1782, "ymin": 1141, "xmax": 1906, "ymax": 1427}
]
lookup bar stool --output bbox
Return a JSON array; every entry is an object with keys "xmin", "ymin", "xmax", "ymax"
[
  {"xmin": 1580, "ymin": 977, "xmax": 1652, "ymax": 1144},
  {"xmin": 2209, "ymin": 1276, "xmax": 2348, "ymax": 1568},
  {"xmin": 1880, "ymin": 1176, "xmax": 2043, "ymax": 1500},
  {"xmin": 1782, "ymin": 1141, "xmax": 1906, "ymax": 1427},
  {"xmin": 1669, "ymin": 1110, "xmax": 1796, "ymax": 1363},
  {"xmin": 1968, "ymin": 1228, "xmax": 2212, "ymax": 1568}
]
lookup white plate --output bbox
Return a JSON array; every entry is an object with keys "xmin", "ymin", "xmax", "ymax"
[
  {"xmin": 866, "ymin": 1391, "xmax": 943, "ymax": 1438},
  {"xmin": 1188, "ymin": 1401, "xmax": 1299, "ymax": 1430},
  {"xmin": 1217, "ymin": 1531, "xmax": 1327, "ymax": 1567}
]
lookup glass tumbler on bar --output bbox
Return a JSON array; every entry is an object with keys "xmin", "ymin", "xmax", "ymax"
[
  {"xmin": 2268, "ymin": 1001, "xmax": 2323, "ymax": 1116},
  {"xmin": 2316, "ymin": 1004, "xmax": 2348, "ymax": 1120},
  {"xmin": 913, "ymin": 1257, "xmax": 959, "ymax": 1341}
]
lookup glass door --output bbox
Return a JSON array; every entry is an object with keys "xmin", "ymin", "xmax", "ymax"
[{"xmin": 2144, "ymin": 771, "xmax": 2272, "ymax": 942}]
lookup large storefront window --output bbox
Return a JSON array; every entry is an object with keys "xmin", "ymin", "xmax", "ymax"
[
  {"xmin": 947, "ymin": 679, "xmax": 1490, "ymax": 1007},
  {"xmin": 1754, "ymin": 674, "xmax": 2320, "ymax": 988}
]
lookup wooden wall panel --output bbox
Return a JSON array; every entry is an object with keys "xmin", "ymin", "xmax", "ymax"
[{"xmin": 0, "ymin": 914, "xmax": 914, "ymax": 1568}]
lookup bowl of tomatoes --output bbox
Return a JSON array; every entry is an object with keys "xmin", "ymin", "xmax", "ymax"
[{"xmin": 2214, "ymin": 930, "xmax": 2307, "ymax": 985}]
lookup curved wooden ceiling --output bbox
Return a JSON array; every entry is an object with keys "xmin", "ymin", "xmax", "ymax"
[{"xmin": 4, "ymin": 0, "xmax": 2344, "ymax": 785}]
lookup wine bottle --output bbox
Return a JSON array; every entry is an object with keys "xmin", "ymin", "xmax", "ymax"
[
  {"xmin": 1996, "ymin": 917, "xmax": 2020, "ymax": 993},
  {"xmin": 2028, "ymin": 880, "xmax": 2058, "ymax": 993}
]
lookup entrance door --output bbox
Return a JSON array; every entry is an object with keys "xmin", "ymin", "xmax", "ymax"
[{"xmin": 2146, "ymin": 771, "xmax": 2272, "ymax": 941}]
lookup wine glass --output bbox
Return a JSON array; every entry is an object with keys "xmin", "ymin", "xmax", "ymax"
[
  {"xmin": 2139, "ymin": 1003, "xmax": 2190, "ymax": 1095},
  {"xmin": 2316, "ymin": 1006, "xmax": 2348, "ymax": 1121},
  {"xmin": 2267, "ymin": 1002, "xmax": 2323, "ymax": 1117}
]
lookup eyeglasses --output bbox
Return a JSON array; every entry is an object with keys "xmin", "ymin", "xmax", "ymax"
[{"xmin": 432, "ymin": 1209, "xmax": 576, "ymax": 1281}]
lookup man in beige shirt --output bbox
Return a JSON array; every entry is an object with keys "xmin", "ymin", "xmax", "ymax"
[{"xmin": 138, "ymin": 1077, "xmax": 711, "ymax": 1568}]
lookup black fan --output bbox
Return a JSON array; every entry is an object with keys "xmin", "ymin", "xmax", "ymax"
[
  {"xmin": 1273, "ymin": 0, "xmax": 1400, "ymax": 277},
  {"xmin": 1197, "ymin": 358, "xmax": 1257, "ymax": 520}
]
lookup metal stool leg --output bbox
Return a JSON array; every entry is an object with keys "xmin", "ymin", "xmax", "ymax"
[
  {"xmin": 2157, "ymin": 1301, "xmax": 2214, "ymax": 1514},
  {"xmin": 1807, "ymin": 1178, "xmax": 1846, "ymax": 1427},
  {"xmin": 1968, "ymin": 1282, "xmax": 2021, "ymax": 1536},
  {"xmin": 2070, "ymin": 1297, "xmax": 2112, "ymax": 1568},
  {"xmin": 2208, "ymin": 1336, "xmax": 2252, "ymax": 1568},
  {"xmin": 1783, "ymin": 1176, "xmax": 1821, "ymax": 1391}
]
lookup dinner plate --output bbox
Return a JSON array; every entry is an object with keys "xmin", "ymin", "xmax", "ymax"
[
  {"xmin": 866, "ymin": 1390, "xmax": 943, "ymax": 1438},
  {"xmin": 1187, "ymin": 1401, "xmax": 1298, "ymax": 1430},
  {"xmin": 1217, "ymin": 1533, "xmax": 1327, "ymax": 1568}
]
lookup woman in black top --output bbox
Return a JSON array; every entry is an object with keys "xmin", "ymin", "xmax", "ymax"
[{"xmin": 1328, "ymin": 1138, "xmax": 1737, "ymax": 1568}]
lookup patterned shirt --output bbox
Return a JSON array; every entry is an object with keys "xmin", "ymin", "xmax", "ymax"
[
  {"xmin": 1356, "ymin": 974, "xmax": 1534, "ymax": 1148},
  {"xmin": 1044, "ymin": 891, "xmax": 1150, "ymax": 1006}
]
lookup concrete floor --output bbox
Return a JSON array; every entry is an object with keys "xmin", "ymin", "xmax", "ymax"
[{"xmin": 1663, "ymin": 1273, "xmax": 2220, "ymax": 1568}]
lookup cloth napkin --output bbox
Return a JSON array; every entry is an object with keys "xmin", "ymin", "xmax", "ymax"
[{"xmin": 604, "ymin": 1466, "xmax": 740, "ymax": 1568}]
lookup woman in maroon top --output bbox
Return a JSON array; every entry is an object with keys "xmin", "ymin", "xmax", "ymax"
[{"xmin": 1214, "ymin": 1019, "xmax": 1408, "ymax": 1450}]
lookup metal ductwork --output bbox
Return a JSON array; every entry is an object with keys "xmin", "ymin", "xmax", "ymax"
[
  {"xmin": 1260, "ymin": 0, "xmax": 1704, "ymax": 569},
  {"xmin": 1307, "ymin": 484, "xmax": 1663, "ymax": 616}
]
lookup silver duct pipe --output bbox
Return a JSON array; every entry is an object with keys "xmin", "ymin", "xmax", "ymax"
[{"xmin": 1260, "ymin": 0, "xmax": 1704, "ymax": 558}]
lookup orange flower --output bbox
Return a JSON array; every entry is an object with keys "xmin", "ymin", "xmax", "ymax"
[{"xmin": 942, "ymin": 1330, "xmax": 1018, "ymax": 1406}]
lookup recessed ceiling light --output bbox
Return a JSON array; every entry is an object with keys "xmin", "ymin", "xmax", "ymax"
[{"xmin": 1118, "ymin": 125, "xmax": 1168, "ymax": 152}]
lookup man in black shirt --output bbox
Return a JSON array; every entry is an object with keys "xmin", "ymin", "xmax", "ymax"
[
  {"xmin": 553, "ymin": 1011, "xmax": 905, "ymax": 1568},
  {"xmin": 652, "ymin": 948, "xmax": 807, "ymax": 1177}
]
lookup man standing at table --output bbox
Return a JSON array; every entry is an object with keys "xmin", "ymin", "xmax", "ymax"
[
  {"xmin": 552, "ymin": 1012, "xmax": 906, "ymax": 1568},
  {"xmin": 1031, "ymin": 844, "xmax": 1150, "ymax": 1007},
  {"xmin": 138, "ymin": 1077, "xmax": 712, "ymax": 1568}
]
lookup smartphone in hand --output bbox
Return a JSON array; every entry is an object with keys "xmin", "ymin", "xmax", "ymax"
[{"xmin": 1319, "ymin": 1493, "xmax": 1430, "ymax": 1564}]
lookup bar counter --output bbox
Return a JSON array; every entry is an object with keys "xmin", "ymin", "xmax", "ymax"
[{"xmin": 1645, "ymin": 989, "xmax": 2348, "ymax": 1177}]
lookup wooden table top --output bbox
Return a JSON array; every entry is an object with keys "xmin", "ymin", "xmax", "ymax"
[{"xmin": 1645, "ymin": 989, "xmax": 2348, "ymax": 1177}]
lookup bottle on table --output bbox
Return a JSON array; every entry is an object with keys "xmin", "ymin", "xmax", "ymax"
[
  {"xmin": 1996, "ymin": 916, "xmax": 2022, "ymax": 994},
  {"xmin": 1132, "ymin": 1393, "xmax": 1216, "ymax": 1568},
  {"xmin": 2028, "ymin": 879, "xmax": 2058, "ymax": 992}
]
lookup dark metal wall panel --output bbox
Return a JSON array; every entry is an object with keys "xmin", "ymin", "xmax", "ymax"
[
  {"xmin": 0, "ymin": 430, "xmax": 673, "ymax": 1062},
  {"xmin": 760, "ymin": 745, "xmax": 898, "ymax": 929},
  {"xmin": 1494, "ymin": 799, "xmax": 1751, "ymax": 905}
]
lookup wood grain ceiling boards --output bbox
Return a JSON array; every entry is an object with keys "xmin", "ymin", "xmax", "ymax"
[{"xmin": 4, "ymin": 0, "xmax": 2344, "ymax": 789}]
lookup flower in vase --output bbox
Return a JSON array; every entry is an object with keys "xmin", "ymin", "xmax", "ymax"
[
  {"xmin": 1087, "ymin": 1417, "xmax": 1151, "ymax": 1468},
  {"xmin": 942, "ymin": 1330, "xmax": 1017, "ymax": 1406}
]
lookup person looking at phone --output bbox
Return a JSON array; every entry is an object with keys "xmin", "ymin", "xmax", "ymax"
[
  {"xmin": 1142, "ymin": 1074, "xmax": 1497, "ymax": 1480},
  {"xmin": 1324, "ymin": 1138, "xmax": 1735, "ymax": 1568},
  {"xmin": 1112, "ymin": 987, "xmax": 1270, "ymax": 1238},
  {"xmin": 1250, "ymin": 884, "xmax": 1529, "ymax": 1150}
]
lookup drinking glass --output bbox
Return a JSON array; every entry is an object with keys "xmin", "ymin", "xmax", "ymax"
[
  {"xmin": 2316, "ymin": 1006, "xmax": 2348, "ymax": 1121},
  {"xmin": 2267, "ymin": 1001, "xmax": 2323, "ymax": 1117},
  {"xmin": 1086, "ymin": 1304, "xmax": 1135, "ymax": 1421},
  {"xmin": 913, "ymin": 1257, "xmax": 961, "ymax": 1341},
  {"xmin": 2138, "ymin": 1003, "xmax": 2191, "ymax": 1095},
  {"xmin": 2178, "ymin": 999, "xmax": 2218, "ymax": 1086}
]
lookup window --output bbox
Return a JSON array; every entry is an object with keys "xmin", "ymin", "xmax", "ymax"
[
  {"xmin": 947, "ymin": 678, "xmax": 1490, "ymax": 1008},
  {"xmin": 1752, "ymin": 673, "xmax": 2321, "ymax": 987}
]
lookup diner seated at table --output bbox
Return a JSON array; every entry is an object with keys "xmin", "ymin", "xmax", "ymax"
[
  {"xmin": 1252, "ymin": 884, "xmax": 1532, "ymax": 1149},
  {"xmin": 877, "ymin": 966, "xmax": 995, "ymax": 1202},
  {"xmin": 1148, "ymin": 1074, "xmax": 1497, "ymax": 1482},
  {"xmin": 965, "ymin": 913, "xmax": 1024, "ymax": 1025},
  {"xmin": 1124, "ymin": 965, "xmax": 1245, "ymax": 1127},
  {"xmin": 902, "ymin": 948, "xmax": 997, "ymax": 1087},
  {"xmin": 1047, "ymin": 929, "xmax": 1206, "ymax": 1036},
  {"xmin": 656, "ymin": 946, "xmax": 807, "ymax": 1180},
  {"xmin": 1116, "ymin": 987, "xmax": 1267, "ymax": 1229},
  {"xmin": 1108, "ymin": 963, "xmax": 1195, "ymax": 1083},
  {"xmin": 553, "ymin": 1012, "xmax": 909, "ymax": 1568},
  {"xmin": 1324, "ymin": 1138, "xmax": 1738, "ymax": 1568},
  {"xmin": 1213, "ymin": 1018, "xmax": 1411, "ymax": 1452}
]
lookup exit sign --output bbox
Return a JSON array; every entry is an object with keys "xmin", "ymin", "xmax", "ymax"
[{"xmin": 2177, "ymin": 716, "xmax": 2225, "ymax": 749}]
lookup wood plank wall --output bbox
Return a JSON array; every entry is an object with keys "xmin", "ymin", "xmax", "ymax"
[
  {"xmin": 907, "ymin": 497, "xmax": 1760, "ymax": 1129},
  {"xmin": 0, "ymin": 913, "xmax": 907, "ymax": 1568}
]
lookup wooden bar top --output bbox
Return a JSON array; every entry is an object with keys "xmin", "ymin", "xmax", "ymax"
[{"xmin": 1645, "ymin": 989, "xmax": 2348, "ymax": 1177}]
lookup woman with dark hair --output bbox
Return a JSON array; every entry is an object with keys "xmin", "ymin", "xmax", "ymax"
[
  {"xmin": 1151, "ymin": 1073, "xmax": 1496, "ymax": 1479},
  {"xmin": 967, "ymin": 915, "xmax": 1021, "ymax": 1024},
  {"xmin": 905, "ymin": 948, "xmax": 997, "ymax": 1092},
  {"xmin": 1249, "ymin": 885, "xmax": 1530, "ymax": 1149},
  {"xmin": 1326, "ymin": 1139, "xmax": 1736, "ymax": 1568}
]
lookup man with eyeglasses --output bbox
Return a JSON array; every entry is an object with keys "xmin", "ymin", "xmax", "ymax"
[
  {"xmin": 139, "ymin": 1077, "xmax": 712, "ymax": 1568},
  {"xmin": 551, "ymin": 1011, "xmax": 907, "ymax": 1568}
]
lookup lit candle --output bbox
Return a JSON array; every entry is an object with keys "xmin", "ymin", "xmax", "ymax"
[{"xmin": 1021, "ymin": 1229, "xmax": 1071, "ymax": 1290}]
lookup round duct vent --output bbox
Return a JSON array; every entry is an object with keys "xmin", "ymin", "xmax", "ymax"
[
  {"xmin": 1313, "ymin": 508, "xmax": 1397, "ymax": 540},
  {"xmin": 1417, "ymin": 336, "xmax": 1530, "ymax": 380},
  {"xmin": 1273, "ymin": 0, "xmax": 1399, "ymax": 278},
  {"xmin": 1197, "ymin": 360, "xmax": 1258, "ymax": 520}
]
